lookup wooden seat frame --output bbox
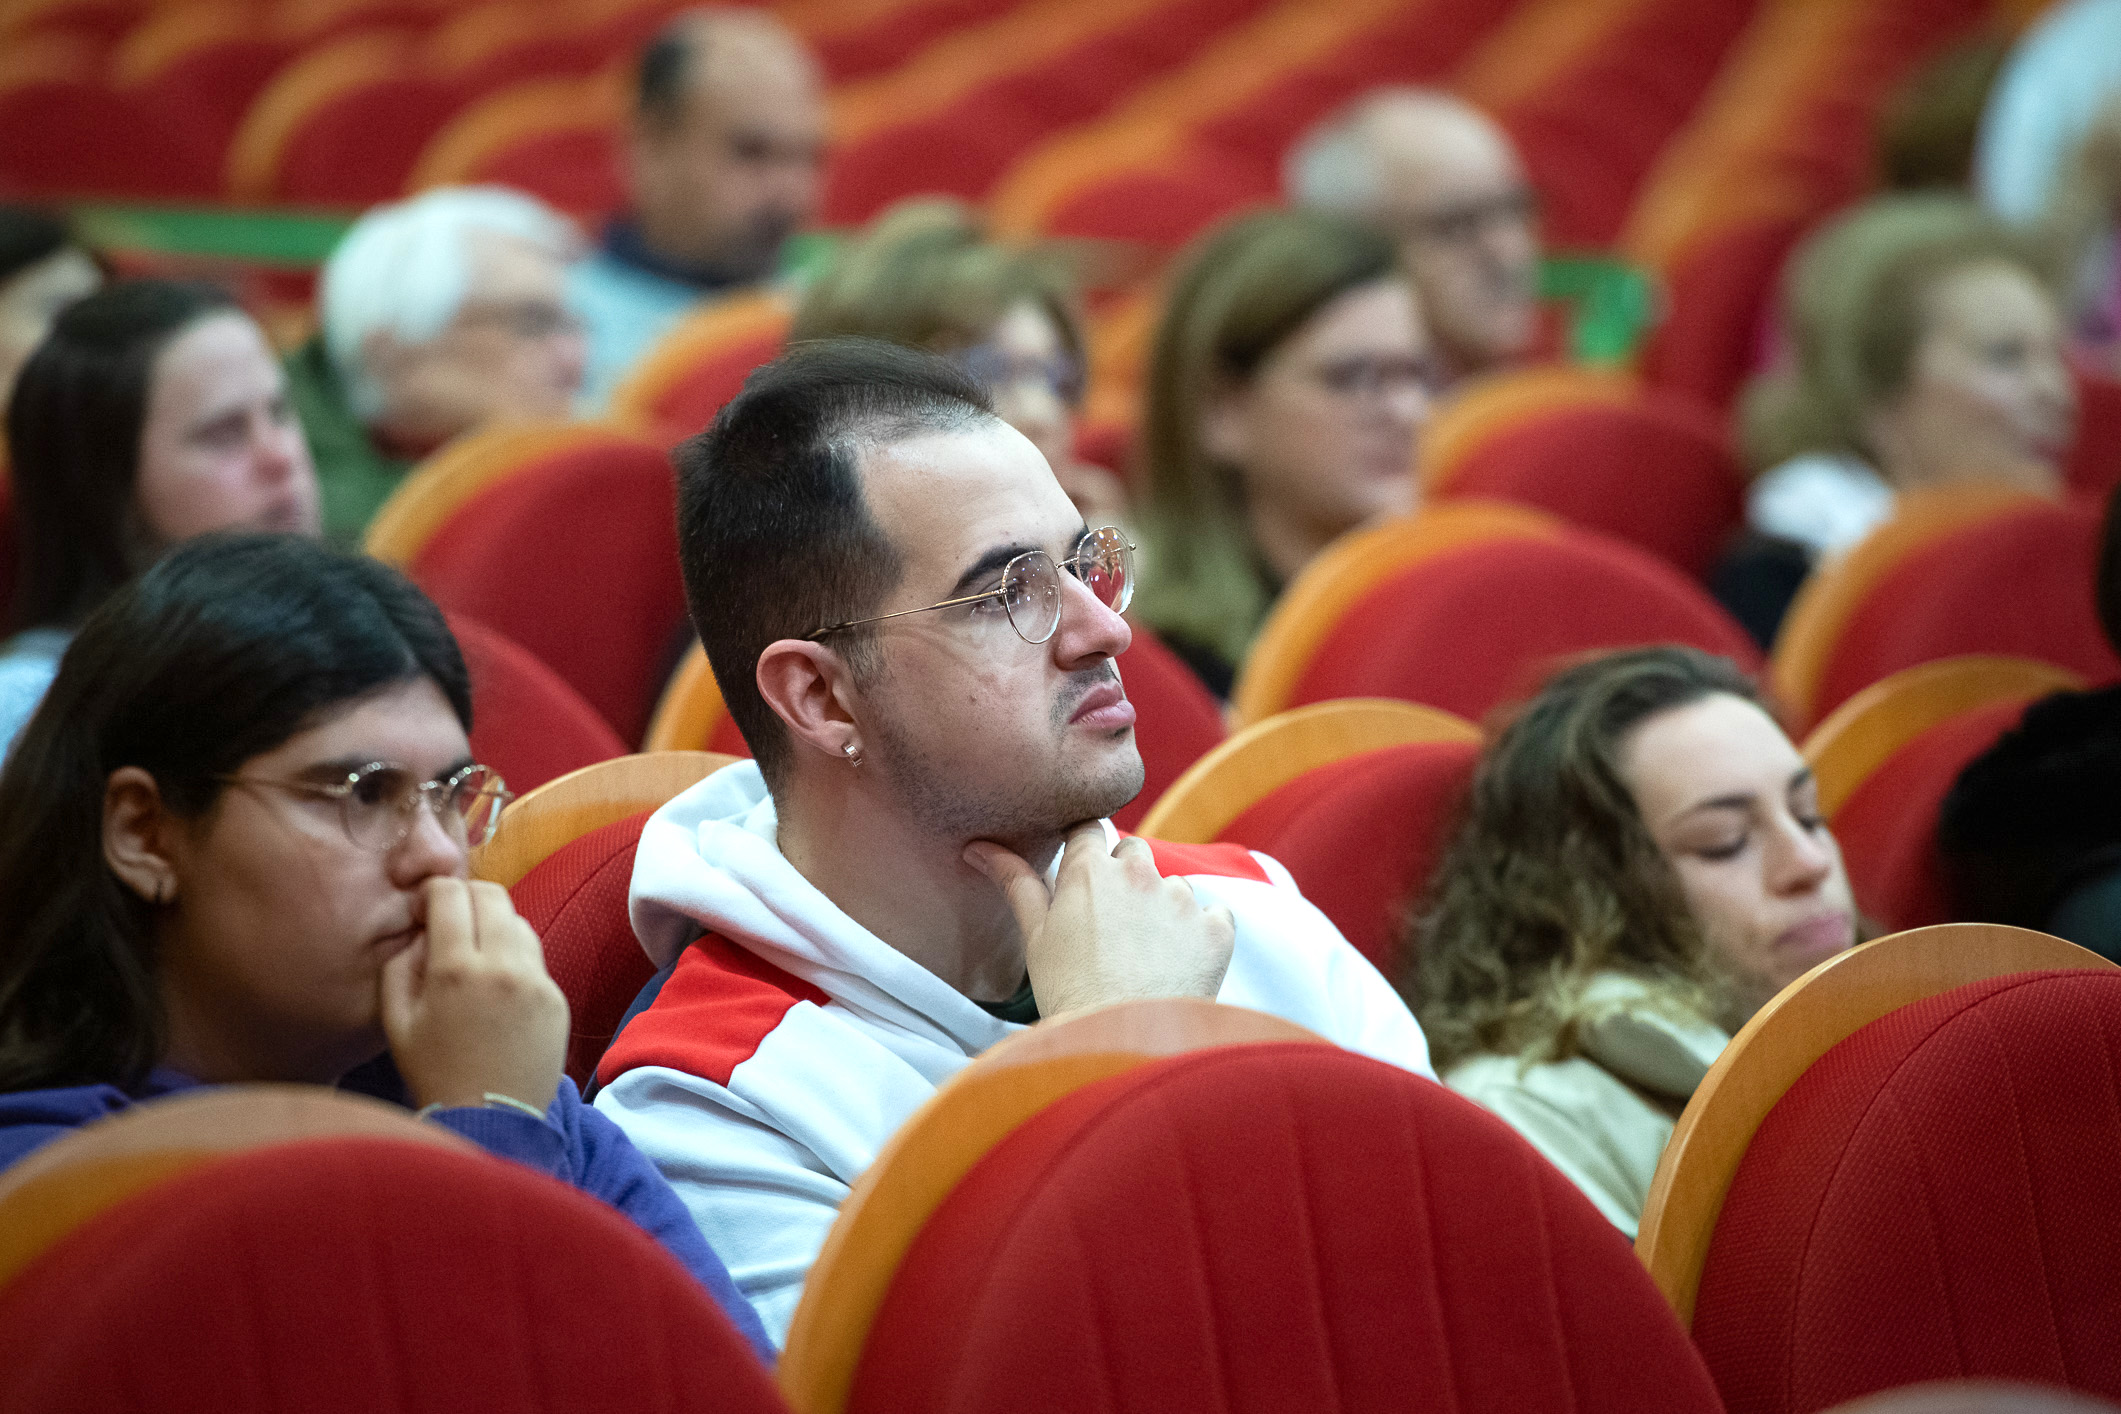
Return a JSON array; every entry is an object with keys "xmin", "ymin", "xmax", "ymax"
[
  {"xmin": 776, "ymin": 998, "xmax": 1328, "ymax": 1414},
  {"xmin": 1137, "ymin": 696, "xmax": 1479, "ymax": 842},
  {"xmin": 642, "ymin": 642, "xmax": 735, "ymax": 753},
  {"xmin": 471, "ymin": 749, "xmax": 734, "ymax": 888},
  {"xmin": 1635, "ymin": 923, "xmax": 2118, "ymax": 1327}
]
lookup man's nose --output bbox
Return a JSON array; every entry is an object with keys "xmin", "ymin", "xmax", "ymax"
[{"xmin": 1050, "ymin": 569, "xmax": 1131, "ymax": 667}]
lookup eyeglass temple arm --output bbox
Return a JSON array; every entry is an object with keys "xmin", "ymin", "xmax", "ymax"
[{"xmin": 806, "ymin": 586, "xmax": 1009, "ymax": 641}]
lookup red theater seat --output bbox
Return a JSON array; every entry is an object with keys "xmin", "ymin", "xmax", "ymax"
[
  {"xmin": 608, "ymin": 291, "xmax": 792, "ymax": 449},
  {"xmin": 1236, "ymin": 514, "xmax": 1761, "ymax": 726},
  {"xmin": 0, "ymin": 1138, "xmax": 784, "ymax": 1413},
  {"xmin": 2065, "ymin": 368, "xmax": 2121, "ymax": 503},
  {"xmin": 850, "ymin": 1044, "xmax": 1724, "ymax": 1414},
  {"xmin": 367, "ymin": 423, "xmax": 688, "ymax": 746},
  {"xmin": 1639, "ymin": 214, "xmax": 1810, "ymax": 413},
  {"xmin": 1693, "ymin": 969, "xmax": 2121, "ymax": 1413},
  {"xmin": 1219, "ymin": 738, "xmax": 1481, "ymax": 974},
  {"xmin": 449, "ymin": 614, "xmax": 625, "ymax": 794},
  {"xmin": 1426, "ymin": 386, "xmax": 1747, "ymax": 577},
  {"xmin": 1109, "ymin": 628, "xmax": 1226, "ymax": 832}
]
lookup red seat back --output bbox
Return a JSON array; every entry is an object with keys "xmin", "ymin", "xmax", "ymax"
[
  {"xmin": 1215, "ymin": 739, "xmax": 1480, "ymax": 973},
  {"xmin": 1433, "ymin": 391, "xmax": 1747, "ymax": 576},
  {"xmin": 2064, "ymin": 369, "xmax": 2121, "ymax": 504},
  {"xmin": 1830, "ymin": 697, "xmax": 2035, "ymax": 932},
  {"xmin": 1639, "ymin": 215, "xmax": 1809, "ymax": 412},
  {"xmin": 0, "ymin": 1136, "xmax": 784, "ymax": 1412},
  {"xmin": 1286, "ymin": 526, "xmax": 1762, "ymax": 722},
  {"xmin": 1695, "ymin": 970, "xmax": 2121, "ymax": 1413},
  {"xmin": 408, "ymin": 439, "xmax": 687, "ymax": 745},
  {"xmin": 449, "ymin": 614, "xmax": 625, "ymax": 794},
  {"xmin": 852, "ymin": 1043, "xmax": 1724, "ymax": 1414},
  {"xmin": 1815, "ymin": 500, "xmax": 2121, "ymax": 722},
  {"xmin": 510, "ymin": 809, "xmax": 658, "ymax": 1087},
  {"xmin": 1110, "ymin": 629, "xmax": 1226, "ymax": 833}
]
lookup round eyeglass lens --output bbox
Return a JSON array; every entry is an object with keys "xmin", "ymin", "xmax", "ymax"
[
  {"xmin": 452, "ymin": 767, "xmax": 509, "ymax": 847},
  {"xmin": 1002, "ymin": 552, "xmax": 1064, "ymax": 644},
  {"xmin": 1077, "ymin": 528, "xmax": 1133, "ymax": 613}
]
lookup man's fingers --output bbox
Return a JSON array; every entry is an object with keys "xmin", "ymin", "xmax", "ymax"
[
  {"xmin": 465, "ymin": 879, "xmax": 533, "ymax": 964},
  {"xmin": 379, "ymin": 936, "xmax": 424, "ymax": 1039},
  {"xmin": 964, "ymin": 840, "xmax": 1053, "ymax": 939}
]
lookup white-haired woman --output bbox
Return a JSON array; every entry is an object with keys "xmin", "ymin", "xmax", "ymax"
[{"xmin": 285, "ymin": 186, "xmax": 587, "ymax": 545}]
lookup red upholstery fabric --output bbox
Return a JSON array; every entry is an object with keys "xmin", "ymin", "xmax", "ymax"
[
  {"xmin": 450, "ymin": 613, "xmax": 625, "ymax": 794},
  {"xmin": 1286, "ymin": 524, "xmax": 1762, "ymax": 722},
  {"xmin": 1694, "ymin": 970, "xmax": 2121, "ymax": 1414},
  {"xmin": 1217, "ymin": 739, "xmax": 1480, "ymax": 974},
  {"xmin": 852, "ymin": 1043, "xmax": 1723, "ymax": 1414},
  {"xmin": 2064, "ymin": 370, "xmax": 2121, "ymax": 503},
  {"xmin": 809, "ymin": 0, "xmax": 1021, "ymax": 82},
  {"xmin": 638, "ymin": 325, "xmax": 787, "ymax": 447},
  {"xmin": 0, "ymin": 70, "xmax": 208, "ymax": 199},
  {"xmin": 1111, "ymin": 628, "xmax": 1226, "ymax": 833},
  {"xmin": 409, "ymin": 438, "xmax": 687, "ymax": 745},
  {"xmin": 1829, "ymin": 697, "xmax": 2034, "ymax": 933},
  {"xmin": 510, "ymin": 809, "xmax": 657, "ymax": 1087},
  {"xmin": 1640, "ymin": 216, "xmax": 1809, "ymax": 412},
  {"xmin": 462, "ymin": 125, "xmax": 623, "ymax": 218},
  {"xmin": 1815, "ymin": 501, "xmax": 2121, "ymax": 723},
  {"xmin": 1435, "ymin": 391, "xmax": 1747, "ymax": 576},
  {"xmin": 0, "ymin": 1136, "xmax": 782, "ymax": 1414}
]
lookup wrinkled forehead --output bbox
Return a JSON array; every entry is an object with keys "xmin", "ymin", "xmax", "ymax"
[{"xmin": 852, "ymin": 421, "xmax": 1081, "ymax": 591}]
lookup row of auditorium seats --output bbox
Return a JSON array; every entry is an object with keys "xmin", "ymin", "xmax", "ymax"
[{"xmin": 15, "ymin": 748, "xmax": 2086, "ymax": 1410}]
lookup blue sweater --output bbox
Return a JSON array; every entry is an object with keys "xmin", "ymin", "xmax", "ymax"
[{"xmin": 0, "ymin": 1063, "xmax": 773, "ymax": 1359}]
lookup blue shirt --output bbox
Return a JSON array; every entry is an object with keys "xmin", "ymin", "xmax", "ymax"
[{"xmin": 0, "ymin": 1062, "xmax": 774, "ymax": 1360}]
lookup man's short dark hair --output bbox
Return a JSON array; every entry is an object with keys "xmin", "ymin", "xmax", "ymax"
[
  {"xmin": 636, "ymin": 17, "xmax": 695, "ymax": 128},
  {"xmin": 674, "ymin": 337, "xmax": 996, "ymax": 787}
]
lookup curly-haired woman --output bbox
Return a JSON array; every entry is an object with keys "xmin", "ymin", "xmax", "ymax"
[{"xmin": 1403, "ymin": 646, "xmax": 1859, "ymax": 1237}]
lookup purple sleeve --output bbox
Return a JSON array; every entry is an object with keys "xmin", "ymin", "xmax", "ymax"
[{"xmin": 430, "ymin": 1080, "xmax": 773, "ymax": 1362}]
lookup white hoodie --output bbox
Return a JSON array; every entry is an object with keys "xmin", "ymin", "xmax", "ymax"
[{"xmin": 592, "ymin": 760, "xmax": 1433, "ymax": 1346}]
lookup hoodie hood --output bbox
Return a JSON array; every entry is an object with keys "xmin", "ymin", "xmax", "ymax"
[{"xmin": 628, "ymin": 759, "xmax": 1019, "ymax": 1056}]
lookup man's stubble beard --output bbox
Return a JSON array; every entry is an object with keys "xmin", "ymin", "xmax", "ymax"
[{"xmin": 866, "ymin": 667, "xmax": 1146, "ymax": 852}]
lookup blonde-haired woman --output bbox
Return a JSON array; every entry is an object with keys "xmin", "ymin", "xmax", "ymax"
[
  {"xmin": 1134, "ymin": 208, "xmax": 1433, "ymax": 696},
  {"xmin": 1718, "ymin": 195, "xmax": 2077, "ymax": 642},
  {"xmin": 793, "ymin": 198, "xmax": 1125, "ymax": 526}
]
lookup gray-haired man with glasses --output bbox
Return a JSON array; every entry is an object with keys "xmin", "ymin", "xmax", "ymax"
[{"xmin": 593, "ymin": 338, "xmax": 1433, "ymax": 1346}]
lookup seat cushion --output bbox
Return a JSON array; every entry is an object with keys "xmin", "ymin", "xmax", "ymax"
[
  {"xmin": 0, "ymin": 1136, "xmax": 781, "ymax": 1413},
  {"xmin": 452, "ymin": 614, "xmax": 626, "ymax": 794},
  {"xmin": 1288, "ymin": 525, "xmax": 1761, "ymax": 721},
  {"xmin": 1695, "ymin": 970, "xmax": 2121, "ymax": 1414},
  {"xmin": 1219, "ymin": 739, "xmax": 1480, "ymax": 973},
  {"xmin": 511, "ymin": 810, "xmax": 658, "ymax": 1087},
  {"xmin": 853, "ymin": 1043, "xmax": 1722, "ymax": 1414}
]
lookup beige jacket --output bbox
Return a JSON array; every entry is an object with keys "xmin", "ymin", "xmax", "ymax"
[{"xmin": 1444, "ymin": 974, "xmax": 1729, "ymax": 1240}]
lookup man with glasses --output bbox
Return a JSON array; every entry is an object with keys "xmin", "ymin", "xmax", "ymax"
[
  {"xmin": 1288, "ymin": 88, "xmax": 1546, "ymax": 390},
  {"xmin": 593, "ymin": 338, "xmax": 1432, "ymax": 1345}
]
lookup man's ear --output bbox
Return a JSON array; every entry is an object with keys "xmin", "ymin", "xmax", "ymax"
[
  {"xmin": 755, "ymin": 639, "xmax": 864, "ymax": 765},
  {"xmin": 103, "ymin": 766, "xmax": 179, "ymax": 907}
]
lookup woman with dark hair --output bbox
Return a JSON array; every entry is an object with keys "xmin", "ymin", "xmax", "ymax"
[
  {"xmin": 0, "ymin": 534, "xmax": 769, "ymax": 1356},
  {"xmin": 1, "ymin": 279, "xmax": 319, "ymax": 753},
  {"xmin": 1134, "ymin": 208, "xmax": 1434, "ymax": 696},
  {"xmin": 1405, "ymin": 646, "xmax": 1858, "ymax": 1237}
]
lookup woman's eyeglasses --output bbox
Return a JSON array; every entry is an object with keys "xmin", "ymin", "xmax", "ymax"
[
  {"xmin": 216, "ymin": 762, "xmax": 513, "ymax": 852},
  {"xmin": 809, "ymin": 526, "xmax": 1134, "ymax": 647}
]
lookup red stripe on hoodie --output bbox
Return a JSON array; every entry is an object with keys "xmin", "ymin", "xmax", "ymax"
[{"xmin": 595, "ymin": 932, "xmax": 829, "ymax": 1090}]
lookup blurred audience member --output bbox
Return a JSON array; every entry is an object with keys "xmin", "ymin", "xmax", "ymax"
[
  {"xmin": 572, "ymin": 8, "xmax": 827, "ymax": 407},
  {"xmin": 1135, "ymin": 209, "xmax": 1431, "ymax": 696},
  {"xmin": 1939, "ymin": 484, "xmax": 2121, "ymax": 962},
  {"xmin": 1878, "ymin": 35, "xmax": 2008, "ymax": 192},
  {"xmin": 1406, "ymin": 646, "xmax": 1858, "ymax": 1238},
  {"xmin": 1287, "ymin": 88, "xmax": 1542, "ymax": 389},
  {"xmin": 792, "ymin": 198, "xmax": 1125, "ymax": 525},
  {"xmin": 288, "ymin": 187, "xmax": 584, "ymax": 546},
  {"xmin": 0, "ymin": 533, "xmax": 770, "ymax": 1356},
  {"xmin": 0, "ymin": 206, "xmax": 100, "ymax": 412},
  {"xmin": 2, "ymin": 281, "xmax": 319, "ymax": 754},
  {"xmin": 1719, "ymin": 196, "xmax": 2075, "ymax": 644},
  {"xmin": 1975, "ymin": 0, "xmax": 2121, "ymax": 373}
]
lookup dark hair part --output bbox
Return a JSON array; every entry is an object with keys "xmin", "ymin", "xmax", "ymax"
[
  {"xmin": 0, "ymin": 534, "xmax": 471, "ymax": 1095},
  {"xmin": 636, "ymin": 14, "xmax": 697, "ymax": 127},
  {"xmin": 6, "ymin": 278, "xmax": 241, "ymax": 632},
  {"xmin": 0, "ymin": 205, "xmax": 76, "ymax": 286},
  {"xmin": 1406, "ymin": 646, "xmax": 1766, "ymax": 1072},
  {"xmin": 673, "ymin": 336, "xmax": 995, "ymax": 787}
]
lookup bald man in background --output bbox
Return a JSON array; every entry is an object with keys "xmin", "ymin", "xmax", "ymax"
[
  {"xmin": 1287, "ymin": 89, "xmax": 1544, "ymax": 390},
  {"xmin": 571, "ymin": 8, "xmax": 828, "ymax": 407}
]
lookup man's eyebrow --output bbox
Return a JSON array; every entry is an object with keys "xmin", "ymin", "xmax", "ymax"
[{"xmin": 949, "ymin": 541, "xmax": 1038, "ymax": 598}]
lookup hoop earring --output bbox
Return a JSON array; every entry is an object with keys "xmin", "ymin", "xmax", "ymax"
[
  {"xmin": 842, "ymin": 742, "xmax": 863, "ymax": 768},
  {"xmin": 151, "ymin": 879, "xmax": 171, "ymax": 906}
]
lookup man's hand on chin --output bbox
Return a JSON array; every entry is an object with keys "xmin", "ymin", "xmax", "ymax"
[{"xmin": 964, "ymin": 821, "xmax": 1235, "ymax": 1018}]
